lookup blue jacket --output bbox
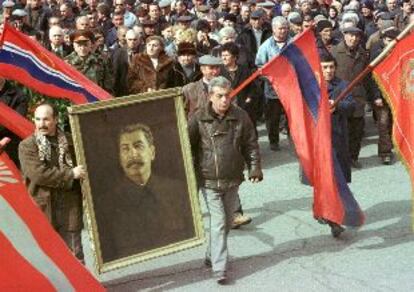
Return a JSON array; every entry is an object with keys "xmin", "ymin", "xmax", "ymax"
[{"xmin": 255, "ymin": 36, "xmax": 291, "ymax": 100}]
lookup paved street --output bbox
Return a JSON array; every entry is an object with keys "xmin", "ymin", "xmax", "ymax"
[{"xmin": 84, "ymin": 115, "xmax": 414, "ymax": 291}]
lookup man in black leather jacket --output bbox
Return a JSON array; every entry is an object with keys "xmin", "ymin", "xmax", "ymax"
[{"xmin": 188, "ymin": 76, "xmax": 263, "ymax": 284}]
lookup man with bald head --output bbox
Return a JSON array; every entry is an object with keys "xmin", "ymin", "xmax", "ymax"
[{"xmin": 19, "ymin": 103, "xmax": 86, "ymax": 261}]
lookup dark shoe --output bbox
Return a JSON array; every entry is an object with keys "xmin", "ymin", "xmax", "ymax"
[
  {"xmin": 214, "ymin": 272, "xmax": 227, "ymax": 285},
  {"xmin": 328, "ymin": 222, "xmax": 345, "ymax": 238},
  {"xmin": 382, "ymin": 155, "xmax": 392, "ymax": 165},
  {"xmin": 351, "ymin": 159, "xmax": 362, "ymax": 169},
  {"xmin": 204, "ymin": 258, "xmax": 212, "ymax": 268},
  {"xmin": 232, "ymin": 212, "xmax": 252, "ymax": 229},
  {"xmin": 270, "ymin": 143, "xmax": 280, "ymax": 151}
]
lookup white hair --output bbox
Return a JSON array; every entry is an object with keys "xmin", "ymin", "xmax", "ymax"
[{"xmin": 49, "ymin": 25, "xmax": 63, "ymax": 39}]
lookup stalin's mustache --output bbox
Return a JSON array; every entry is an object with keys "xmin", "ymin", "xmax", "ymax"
[{"xmin": 126, "ymin": 159, "xmax": 144, "ymax": 168}]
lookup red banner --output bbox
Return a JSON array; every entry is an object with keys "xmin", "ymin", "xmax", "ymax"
[
  {"xmin": 0, "ymin": 146, "xmax": 104, "ymax": 291},
  {"xmin": 373, "ymin": 32, "xmax": 414, "ymax": 191}
]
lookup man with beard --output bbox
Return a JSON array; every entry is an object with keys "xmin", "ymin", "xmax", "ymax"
[{"xmin": 97, "ymin": 123, "xmax": 194, "ymax": 262}]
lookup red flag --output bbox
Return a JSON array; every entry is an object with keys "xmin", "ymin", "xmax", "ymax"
[
  {"xmin": 0, "ymin": 147, "xmax": 105, "ymax": 291},
  {"xmin": 0, "ymin": 102, "xmax": 34, "ymax": 139},
  {"xmin": 0, "ymin": 22, "xmax": 112, "ymax": 104},
  {"xmin": 259, "ymin": 29, "xmax": 364, "ymax": 226},
  {"xmin": 373, "ymin": 31, "xmax": 414, "ymax": 198}
]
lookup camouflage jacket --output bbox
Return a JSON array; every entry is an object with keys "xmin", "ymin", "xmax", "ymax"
[{"xmin": 65, "ymin": 52, "xmax": 114, "ymax": 94}]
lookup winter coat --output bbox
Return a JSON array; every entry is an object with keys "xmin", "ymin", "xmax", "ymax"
[{"xmin": 128, "ymin": 52, "xmax": 173, "ymax": 94}]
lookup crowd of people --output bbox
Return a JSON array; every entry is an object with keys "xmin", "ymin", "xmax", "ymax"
[{"xmin": 1, "ymin": 0, "xmax": 413, "ymax": 285}]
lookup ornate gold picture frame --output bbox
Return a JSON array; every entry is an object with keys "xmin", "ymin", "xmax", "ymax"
[{"xmin": 68, "ymin": 88, "xmax": 204, "ymax": 273}]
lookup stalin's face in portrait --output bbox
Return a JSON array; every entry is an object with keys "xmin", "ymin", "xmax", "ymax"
[{"xmin": 119, "ymin": 124, "xmax": 155, "ymax": 186}]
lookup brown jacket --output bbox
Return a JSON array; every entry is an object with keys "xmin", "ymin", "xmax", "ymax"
[
  {"xmin": 127, "ymin": 52, "xmax": 173, "ymax": 94},
  {"xmin": 182, "ymin": 79, "xmax": 209, "ymax": 119},
  {"xmin": 18, "ymin": 134, "xmax": 82, "ymax": 231},
  {"xmin": 332, "ymin": 41, "xmax": 369, "ymax": 117}
]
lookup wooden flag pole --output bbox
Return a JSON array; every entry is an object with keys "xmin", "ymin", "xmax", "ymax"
[{"xmin": 331, "ymin": 21, "xmax": 414, "ymax": 109}]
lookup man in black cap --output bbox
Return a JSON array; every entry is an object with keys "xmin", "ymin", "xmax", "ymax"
[
  {"xmin": 332, "ymin": 26, "xmax": 370, "ymax": 168},
  {"xmin": 168, "ymin": 42, "xmax": 202, "ymax": 88},
  {"xmin": 316, "ymin": 19, "xmax": 339, "ymax": 56},
  {"xmin": 361, "ymin": 0, "xmax": 377, "ymax": 38}
]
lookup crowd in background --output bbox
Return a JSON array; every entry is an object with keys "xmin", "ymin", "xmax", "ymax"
[{"xmin": 1, "ymin": 0, "xmax": 414, "ymax": 236}]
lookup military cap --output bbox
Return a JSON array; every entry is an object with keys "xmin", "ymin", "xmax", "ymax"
[
  {"xmin": 341, "ymin": 26, "xmax": 363, "ymax": 34},
  {"xmin": 199, "ymin": 55, "xmax": 223, "ymax": 66},
  {"xmin": 177, "ymin": 15, "xmax": 193, "ymax": 22},
  {"xmin": 250, "ymin": 9, "xmax": 264, "ymax": 19},
  {"xmin": 2, "ymin": 0, "xmax": 15, "ymax": 8},
  {"xmin": 70, "ymin": 29, "xmax": 95, "ymax": 43},
  {"xmin": 11, "ymin": 9, "xmax": 27, "ymax": 18}
]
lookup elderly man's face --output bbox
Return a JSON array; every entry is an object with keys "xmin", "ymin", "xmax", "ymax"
[
  {"xmin": 321, "ymin": 61, "xmax": 336, "ymax": 82},
  {"xmin": 119, "ymin": 130, "xmax": 155, "ymax": 185},
  {"xmin": 210, "ymin": 86, "xmax": 232, "ymax": 116},
  {"xmin": 201, "ymin": 65, "xmax": 221, "ymax": 81},
  {"xmin": 272, "ymin": 22, "xmax": 289, "ymax": 41},
  {"xmin": 344, "ymin": 32, "xmax": 361, "ymax": 49}
]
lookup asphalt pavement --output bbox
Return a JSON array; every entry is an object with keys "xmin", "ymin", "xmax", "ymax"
[{"xmin": 83, "ymin": 114, "xmax": 414, "ymax": 292}]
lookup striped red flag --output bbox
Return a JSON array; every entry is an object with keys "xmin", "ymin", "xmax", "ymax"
[{"xmin": 0, "ymin": 143, "xmax": 104, "ymax": 291}]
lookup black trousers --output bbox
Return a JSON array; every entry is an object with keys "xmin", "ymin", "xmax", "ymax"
[
  {"xmin": 265, "ymin": 99, "xmax": 284, "ymax": 145},
  {"xmin": 373, "ymin": 104, "xmax": 393, "ymax": 157},
  {"xmin": 348, "ymin": 116, "xmax": 365, "ymax": 161}
]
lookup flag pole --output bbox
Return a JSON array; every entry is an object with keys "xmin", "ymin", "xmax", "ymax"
[{"xmin": 331, "ymin": 21, "xmax": 414, "ymax": 109}]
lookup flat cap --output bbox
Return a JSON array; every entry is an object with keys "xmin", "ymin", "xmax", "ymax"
[
  {"xmin": 158, "ymin": 0, "xmax": 171, "ymax": 8},
  {"xmin": 341, "ymin": 26, "xmax": 363, "ymax": 34},
  {"xmin": 140, "ymin": 0, "xmax": 153, "ymax": 4},
  {"xmin": 199, "ymin": 55, "xmax": 222, "ymax": 66},
  {"xmin": 257, "ymin": 1, "xmax": 275, "ymax": 8},
  {"xmin": 361, "ymin": 0, "xmax": 374, "ymax": 10},
  {"xmin": 176, "ymin": 15, "xmax": 193, "ymax": 22},
  {"xmin": 11, "ymin": 9, "xmax": 27, "ymax": 17},
  {"xmin": 250, "ymin": 9, "xmax": 264, "ymax": 19},
  {"xmin": 177, "ymin": 42, "xmax": 197, "ymax": 56},
  {"xmin": 2, "ymin": 0, "xmax": 15, "ymax": 8},
  {"xmin": 70, "ymin": 29, "xmax": 95, "ymax": 43},
  {"xmin": 382, "ymin": 27, "xmax": 399, "ymax": 39},
  {"xmin": 287, "ymin": 11, "xmax": 302, "ymax": 25}
]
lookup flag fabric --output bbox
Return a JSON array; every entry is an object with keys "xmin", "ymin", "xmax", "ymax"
[
  {"xmin": 0, "ymin": 148, "xmax": 105, "ymax": 291},
  {"xmin": 0, "ymin": 22, "xmax": 112, "ymax": 104},
  {"xmin": 0, "ymin": 101, "xmax": 34, "ymax": 139},
  {"xmin": 260, "ymin": 29, "xmax": 364, "ymax": 226},
  {"xmin": 372, "ymin": 31, "xmax": 414, "ymax": 201}
]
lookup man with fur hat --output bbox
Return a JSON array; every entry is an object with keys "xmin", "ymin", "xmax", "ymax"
[{"xmin": 168, "ymin": 42, "xmax": 202, "ymax": 88}]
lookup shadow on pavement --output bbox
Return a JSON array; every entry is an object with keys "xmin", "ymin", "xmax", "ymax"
[{"xmin": 106, "ymin": 199, "xmax": 413, "ymax": 291}]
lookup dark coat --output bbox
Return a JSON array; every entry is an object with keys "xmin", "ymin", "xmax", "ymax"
[
  {"xmin": 188, "ymin": 103, "xmax": 262, "ymax": 191},
  {"xmin": 0, "ymin": 81, "xmax": 28, "ymax": 166},
  {"xmin": 167, "ymin": 61, "xmax": 202, "ymax": 88},
  {"xmin": 236, "ymin": 25, "xmax": 272, "ymax": 69},
  {"xmin": 18, "ymin": 134, "xmax": 82, "ymax": 232},
  {"xmin": 128, "ymin": 52, "xmax": 173, "ymax": 94},
  {"xmin": 331, "ymin": 41, "xmax": 369, "ymax": 117},
  {"xmin": 112, "ymin": 47, "xmax": 130, "ymax": 97},
  {"xmin": 97, "ymin": 175, "xmax": 194, "ymax": 262}
]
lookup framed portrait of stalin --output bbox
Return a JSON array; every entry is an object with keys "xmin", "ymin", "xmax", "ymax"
[{"xmin": 68, "ymin": 88, "xmax": 204, "ymax": 273}]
